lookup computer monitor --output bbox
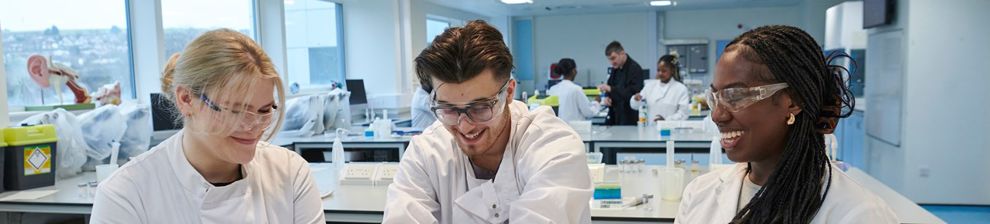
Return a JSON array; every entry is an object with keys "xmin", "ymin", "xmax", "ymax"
[
  {"xmin": 345, "ymin": 79, "xmax": 368, "ymax": 105},
  {"xmin": 642, "ymin": 69, "xmax": 651, "ymax": 80},
  {"xmin": 150, "ymin": 93, "xmax": 181, "ymax": 131},
  {"xmin": 150, "ymin": 93, "xmax": 181, "ymax": 145}
]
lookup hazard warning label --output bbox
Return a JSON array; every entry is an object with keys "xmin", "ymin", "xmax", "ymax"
[{"xmin": 24, "ymin": 146, "xmax": 52, "ymax": 176}]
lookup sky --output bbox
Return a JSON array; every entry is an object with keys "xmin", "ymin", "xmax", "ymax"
[{"xmin": 0, "ymin": 0, "xmax": 254, "ymax": 31}]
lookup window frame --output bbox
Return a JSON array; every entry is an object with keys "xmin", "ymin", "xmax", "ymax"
[
  {"xmin": 282, "ymin": 1, "xmax": 347, "ymax": 96},
  {"xmin": 0, "ymin": 0, "xmax": 139, "ymax": 112}
]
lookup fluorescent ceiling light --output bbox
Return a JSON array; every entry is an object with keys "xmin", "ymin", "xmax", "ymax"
[
  {"xmin": 501, "ymin": 0, "xmax": 533, "ymax": 4},
  {"xmin": 650, "ymin": 1, "xmax": 675, "ymax": 6}
]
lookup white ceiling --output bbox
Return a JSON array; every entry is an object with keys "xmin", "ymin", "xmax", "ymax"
[{"xmin": 426, "ymin": 0, "xmax": 805, "ymax": 17}]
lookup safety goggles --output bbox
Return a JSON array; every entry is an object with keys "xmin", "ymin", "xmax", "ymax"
[
  {"xmin": 430, "ymin": 78, "xmax": 512, "ymax": 126},
  {"xmin": 707, "ymin": 83, "xmax": 788, "ymax": 112},
  {"xmin": 199, "ymin": 94, "xmax": 277, "ymax": 129}
]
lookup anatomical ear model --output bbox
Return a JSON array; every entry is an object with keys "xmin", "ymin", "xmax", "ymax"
[{"xmin": 27, "ymin": 54, "xmax": 92, "ymax": 104}]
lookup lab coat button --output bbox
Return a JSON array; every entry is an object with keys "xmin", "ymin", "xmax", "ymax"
[
  {"xmin": 492, "ymin": 204, "xmax": 497, "ymax": 209},
  {"xmin": 494, "ymin": 213, "xmax": 500, "ymax": 218}
]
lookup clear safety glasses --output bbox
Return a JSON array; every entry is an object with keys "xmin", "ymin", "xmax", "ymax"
[
  {"xmin": 707, "ymin": 83, "xmax": 789, "ymax": 112},
  {"xmin": 430, "ymin": 78, "xmax": 512, "ymax": 126},
  {"xmin": 199, "ymin": 94, "xmax": 277, "ymax": 129}
]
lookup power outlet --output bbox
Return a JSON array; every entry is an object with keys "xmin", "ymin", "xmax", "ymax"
[
  {"xmin": 376, "ymin": 164, "xmax": 399, "ymax": 180},
  {"xmin": 341, "ymin": 164, "xmax": 377, "ymax": 185},
  {"xmin": 347, "ymin": 167, "xmax": 374, "ymax": 178},
  {"xmin": 374, "ymin": 163, "xmax": 400, "ymax": 186}
]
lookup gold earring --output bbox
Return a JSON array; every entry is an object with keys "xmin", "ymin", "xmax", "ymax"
[{"xmin": 786, "ymin": 113, "xmax": 795, "ymax": 125}]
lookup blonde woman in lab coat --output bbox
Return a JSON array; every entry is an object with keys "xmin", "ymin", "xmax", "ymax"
[
  {"xmin": 548, "ymin": 58, "xmax": 600, "ymax": 121},
  {"xmin": 383, "ymin": 20, "xmax": 593, "ymax": 223},
  {"xmin": 630, "ymin": 54, "xmax": 691, "ymax": 122},
  {"xmin": 675, "ymin": 25, "xmax": 897, "ymax": 223},
  {"xmin": 91, "ymin": 29, "xmax": 324, "ymax": 223}
]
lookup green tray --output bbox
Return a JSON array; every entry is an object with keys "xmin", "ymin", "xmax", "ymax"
[{"xmin": 24, "ymin": 103, "xmax": 96, "ymax": 112}]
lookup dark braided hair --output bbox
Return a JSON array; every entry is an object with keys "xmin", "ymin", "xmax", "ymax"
[
  {"xmin": 727, "ymin": 25, "xmax": 855, "ymax": 224},
  {"xmin": 657, "ymin": 54, "xmax": 683, "ymax": 82}
]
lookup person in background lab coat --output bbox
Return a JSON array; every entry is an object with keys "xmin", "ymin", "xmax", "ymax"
[
  {"xmin": 91, "ymin": 29, "xmax": 324, "ymax": 224},
  {"xmin": 630, "ymin": 54, "xmax": 690, "ymax": 122},
  {"xmin": 384, "ymin": 20, "xmax": 593, "ymax": 224},
  {"xmin": 411, "ymin": 75, "xmax": 437, "ymax": 129},
  {"xmin": 675, "ymin": 25, "xmax": 897, "ymax": 223},
  {"xmin": 548, "ymin": 58, "xmax": 600, "ymax": 121}
]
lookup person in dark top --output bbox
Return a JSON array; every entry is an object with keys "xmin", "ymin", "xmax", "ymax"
[{"xmin": 598, "ymin": 41, "xmax": 644, "ymax": 125}]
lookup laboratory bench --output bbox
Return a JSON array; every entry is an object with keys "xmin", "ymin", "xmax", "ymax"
[
  {"xmin": 0, "ymin": 121, "xmax": 942, "ymax": 223},
  {"xmin": 273, "ymin": 125, "xmax": 715, "ymax": 165},
  {"xmin": 0, "ymin": 164, "xmax": 944, "ymax": 224}
]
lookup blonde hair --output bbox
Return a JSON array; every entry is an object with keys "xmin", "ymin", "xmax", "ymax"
[{"xmin": 160, "ymin": 28, "xmax": 285, "ymax": 141}]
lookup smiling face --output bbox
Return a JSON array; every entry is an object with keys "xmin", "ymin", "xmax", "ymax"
[
  {"xmin": 178, "ymin": 75, "xmax": 277, "ymax": 164},
  {"xmin": 432, "ymin": 69, "xmax": 515, "ymax": 157},
  {"xmin": 711, "ymin": 48, "xmax": 796, "ymax": 164}
]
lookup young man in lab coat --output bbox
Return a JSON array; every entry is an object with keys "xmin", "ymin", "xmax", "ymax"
[{"xmin": 383, "ymin": 20, "xmax": 594, "ymax": 223}]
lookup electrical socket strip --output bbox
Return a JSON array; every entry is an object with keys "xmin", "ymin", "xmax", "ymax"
[{"xmin": 339, "ymin": 162, "xmax": 400, "ymax": 186}]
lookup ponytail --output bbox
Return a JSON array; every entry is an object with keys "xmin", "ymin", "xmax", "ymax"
[
  {"xmin": 554, "ymin": 58, "xmax": 576, "ymax": 79},
  {"xmin": 161, "ymin": 53, "xmax": 181, "ymax": 101}
]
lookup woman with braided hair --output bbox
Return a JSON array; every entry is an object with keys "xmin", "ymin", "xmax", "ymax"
[
  {"xmin": 674, "ymin": 25, "xmax": 897, "ymax": 223},
  {"xmin": 630, "ymin": 54, "xmax": 691, "ymax": 122}
]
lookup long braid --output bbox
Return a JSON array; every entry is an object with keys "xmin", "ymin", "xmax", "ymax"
[{"xmin": 727, "ymin": 25, "xmax": 854, "ymax": 223}]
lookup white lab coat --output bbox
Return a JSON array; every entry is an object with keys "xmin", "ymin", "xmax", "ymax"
[
  {"xmin": 411, "ymin": 87, "xmax": 437, "ymax": 129},
  {"xmin": 383, "ymin": 101, "xmax": 593, "ymax": 224},
  {"xmin": 629, "ymin": 79, "xmax": 690, "ymax": 121},
  {"xmin": 675, "ymin": 163, "xmax": 898, "ymax": 224},
  {"xmin": 90, "ymin": 130, "xmax": 325, "ymax": 224},
  {"xmin": 548, "ymin": 80, "xmax": 599, "ymax": 121}
]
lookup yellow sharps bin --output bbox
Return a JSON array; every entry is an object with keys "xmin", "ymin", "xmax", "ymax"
[{"xmin": 3, "ymin": 125, "xmax": 58, "ymax": 190}]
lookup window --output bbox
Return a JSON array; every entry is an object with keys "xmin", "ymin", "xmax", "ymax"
[
  {"xmin": 161, "ymin": 0, "xmax": 257, "ymax": 57},
  {"xmin": 426, "ymin": 17, "xmax": 450, "ymax": 44},
  {"xmin": 284, "ymin": 0, "xmax": 345, "ymax": 88},
  {"xmin": 1, "ymin": 0, "xmax": 133, "ymax": 108}
]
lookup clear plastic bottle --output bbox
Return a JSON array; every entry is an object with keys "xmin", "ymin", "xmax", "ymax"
[
  {"xmin": 333, "ymin": 130, "xmax": 346, "ymax": 170},
  {"xmin": 638, "ymin": 101, "xmax": 648, "ymax": 127}
]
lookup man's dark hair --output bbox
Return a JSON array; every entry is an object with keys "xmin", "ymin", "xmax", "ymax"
[
  {"xmin": 416, "ymin": 20, "xmax": 513, "ymax": 85},
  {"xmin": 605, "ymin": 41, "xmax": 624, "ymax": 56}
]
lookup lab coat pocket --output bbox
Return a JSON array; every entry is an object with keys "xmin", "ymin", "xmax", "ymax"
[{"xmin": 454, "ymin": 182, "xmax": 509, "ymax": 224}]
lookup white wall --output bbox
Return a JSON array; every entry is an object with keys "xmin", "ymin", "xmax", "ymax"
[
  {"xmin": 408, "ymin": 0, "xmax": 494, "ymax": 88},
  {"xmin": 867, "ymin": 0, "xmax": 990, "ymax": 205},
  {"xmin": 339, "ymin": 0, "xmax": 403, "ymax": 108},
  {"xmin": 522, "ymin": 2, "xmax": 848, "ymax": 95},
  {"xmin": 663, "ymin": 6, "xmax": 801, "ymax": 86},
  {"xmin": 531, "ymin": 12, "xmax": 654, "ymax": 90},
  {"xmin": 338, "ymin": 0, "xmax": 506, "ymax": 109},
  {"xmin": 800, "ymin": 0, "xmax": 847, "ymax": 45}
]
